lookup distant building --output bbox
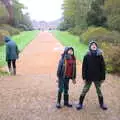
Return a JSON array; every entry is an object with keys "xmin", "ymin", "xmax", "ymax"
[
  {"xmin": 32, "ymin": 18, "xmax": 63, "ymax": 31},
  {"xmin": 39, "ymin": 21, "xmax": 48, "ymax": 30},
  {"xmin": 48, "ymin": 25, "xmax": 57, "ymax": 30}
]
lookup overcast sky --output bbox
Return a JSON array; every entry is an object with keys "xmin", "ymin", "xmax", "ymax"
[{"xmin": 19, "ymin": 0, "xmax": 63, "ymax": 21}]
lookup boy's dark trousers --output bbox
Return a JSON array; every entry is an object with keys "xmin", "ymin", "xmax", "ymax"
[
  {"xmin": 57, "ymin": 77, "xmax": 70, "ymax": 105},
  {"xmin": 79, "ymin": 80, "xmax": 105, "ymax": 106},
  {"xmin": 7, "ymin": 59, "xmax": 16, "ymax": 75}
]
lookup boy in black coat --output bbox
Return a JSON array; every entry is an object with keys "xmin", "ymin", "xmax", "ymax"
[
  {"xmin": 76, "ymin": 41, "xmax": 108, "ymax": 110},
  {"xmin": 56, "ymin": 47, "xmax": 76, "ymax": 109}
]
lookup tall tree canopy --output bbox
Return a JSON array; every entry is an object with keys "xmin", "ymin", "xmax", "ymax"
[
  {"xmin": 60, "ymin": 0, "xmax": 94, "ymax": 30},
  {"xmin": 0, "ymin": 0, "xmax": 32, "ymax": 30},
  {"xmin": 86, "ymin": 0, "xmax": 107, "ymax": 27},
  {"xmin": 104, "ymin": 0, "xmax": 120, "ymax": 31}
]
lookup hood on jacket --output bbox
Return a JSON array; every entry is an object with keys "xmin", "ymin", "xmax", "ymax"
[
  {"xmin": 4, "ymin": 36, "xmax": 11, "ymax": 43},
  {"xmin": 87, "ymin": 40, "xmax": 103, "ymax": 56},
  {"xmin": 62, "ymin": 47, "xmax": 75, "ymax": 58},
  {"xmin": 89, "ymin": 40, "xmax": 98, "ymax": 51}
]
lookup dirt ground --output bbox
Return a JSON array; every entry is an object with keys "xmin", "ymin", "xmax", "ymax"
[{"xmin": 0, "ymin": 32, "xmax": 120, "ymax": 120}]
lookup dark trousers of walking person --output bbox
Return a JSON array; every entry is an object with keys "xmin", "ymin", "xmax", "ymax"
[
  {"xmin": 57, "ymin": 77, "xmax": 72, "ymax": 108},
  {"xmin": 79, "ymin": 81, "xmax": 105, "ymax": 108},
  {"xmin": 7, "ymin": 59, "xmax": 16, "ymax": 75}
]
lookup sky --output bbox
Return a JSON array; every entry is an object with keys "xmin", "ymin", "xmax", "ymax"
[{"xmin": 19, "ymin": 0, "xmax": 63, "ymax": 22}]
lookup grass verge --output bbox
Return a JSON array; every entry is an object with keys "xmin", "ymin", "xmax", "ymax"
[
  {"xmin": 52, "ymin": 31, "xmax": 88, "ymax": 61},
  {"xmin": 0, "ymin": 30, "xmax": 39, "ymax": 68}
]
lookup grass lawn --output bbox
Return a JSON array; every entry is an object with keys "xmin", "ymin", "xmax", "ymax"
[
  {"xmin": 52, "ymin": 31, "xmax": 88, "ymax": 61},
  {"xmin": 0, "ymin": 30, "xmax": 39, "ymax": 67}
]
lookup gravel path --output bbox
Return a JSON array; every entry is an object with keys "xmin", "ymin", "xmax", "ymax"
[{"xmin": 0, "ymin": 32, "xmax": 120, "ymax": 120}]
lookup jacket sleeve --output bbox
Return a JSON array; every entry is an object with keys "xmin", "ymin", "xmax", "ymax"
[
  {"xmin": 100, "ymin": 55, "xmax": 106, "ymax": 80},
  {"xmin": 16, "ymin": 45, "xmax": 20, "ymax": 56},
  {"xmin": 82, "ymin": 55, "xmax": 87, "ymax": 80},
  {"xmin": 57, "ymin": 59, "xmax": 64, "ymax": 78}
]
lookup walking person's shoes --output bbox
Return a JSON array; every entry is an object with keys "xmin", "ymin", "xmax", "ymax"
[
  {"xmin": 100, "ymin": 104, "xmax": 108, "ymax": 110},
  {"xmin": 8, "ymin": 68, "xmax": 12, "ymax": 75},
  {"xmin": 76, "ymin": 104, "xmax": 83, "ymax": 110},
  {"xmin": 56, "ymin": 103, "xmax": 62, "ymax": 109},
  {"xmin": 13, "ymin": 68, "xmax": 16, "ymax": 76}
]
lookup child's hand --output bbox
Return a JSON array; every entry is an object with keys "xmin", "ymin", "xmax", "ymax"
[{"xmin": 72, "ymin": 80, "xmax": 76, "ymax": 84}]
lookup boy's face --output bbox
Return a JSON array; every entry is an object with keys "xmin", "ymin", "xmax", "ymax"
[
  {"xmin": 91, "ymin": 43, "xmax": 97, "ymax": 51},
  {"xmin": 68, "ymin": 49, "xmax": 73, "ymax": 55}
]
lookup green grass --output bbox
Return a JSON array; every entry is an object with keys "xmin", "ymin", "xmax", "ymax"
[
  {"xmin": 52, "ymin": 31, "xmax": 88, "ymax": 61},
  {"xmin": 0, "ymin": 30, "xmax": 39, "ymax": 67},
  {"xmin": 0, "ymin": 70, "xmax": 8, "ymax": 76}
]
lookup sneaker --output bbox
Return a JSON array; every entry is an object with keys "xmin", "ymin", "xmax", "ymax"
[
  {"xmin": 76, "ymin": 104, "xmax": 83, "ymax": 110},
  {"xmin": 8, "ymin": 68, "xmax": 12, "ymax": 75},
  {"xmin": 100, "ymin": 104, "xmax": 108, "ymax": 110},
  {"xmin": 13, "ymin": 68, "xmax": 16, "ymax": 76},
  {"xmin": 56, "ymin": 103, "xmax": 62, "ymax": 109}
]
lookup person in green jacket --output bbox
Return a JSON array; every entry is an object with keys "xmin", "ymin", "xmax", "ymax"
[{"xmin": 4, "ymin": 36, "xmax": 20, "ymax": 75}]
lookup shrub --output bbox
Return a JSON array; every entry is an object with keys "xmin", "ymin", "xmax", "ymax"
[
  {"xmin": 0, "ymin": 24, "xmax": 20, "ymax": 35},
  {"xmin": 81, "ymin": 27, "xmax": 110, "ymax": 44},
  {"xmin": 0, "ymin": 29, "xmax": 9, "ymax": 46},
  {"xmin": 0, "ymin": 68, "xmax": 8, "ymax": 75},
  {"xmin": 16, "ymin": 24, "xmax": 30, "ymax": 31},
  {"xmin": 68, "ymin": 26, "xmax": 86, "ymax": 35},
  {"xmin": 102, "ymin": 44, "xmax": 120, "ymax": 73}
]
